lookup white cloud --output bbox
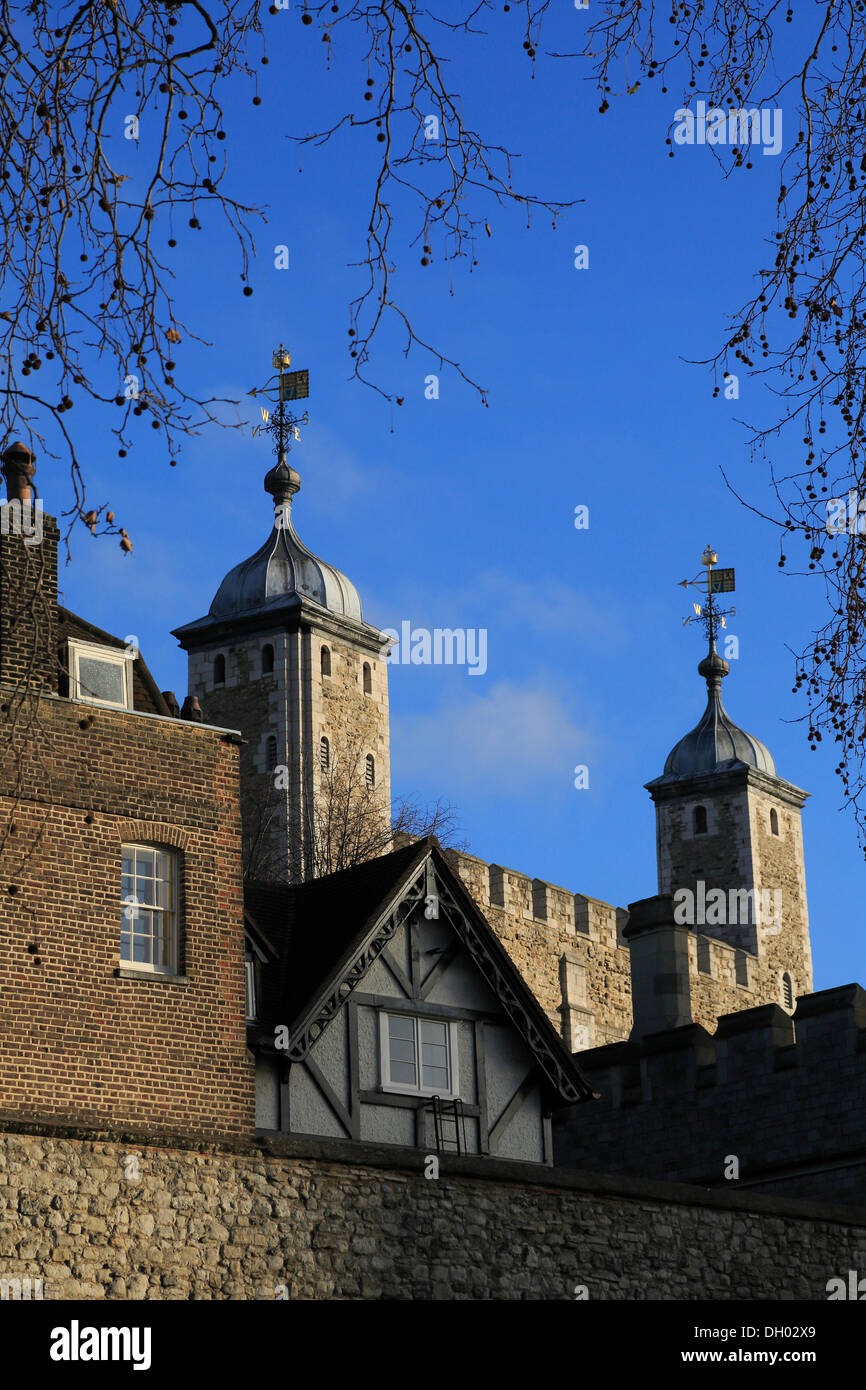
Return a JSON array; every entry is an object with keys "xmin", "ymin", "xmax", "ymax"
[
  {"xmin": 366, "ymin": 568, "xmax": 626, "ymax": 648},
  {"xmin": 392, "ymin": 679, "xmax": 596, "ymax": 799}
]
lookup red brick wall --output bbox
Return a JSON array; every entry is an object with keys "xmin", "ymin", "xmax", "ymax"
[
  {"xmin": 0, "ymin": 693, "xmax": 254, "ymax": 1140},
  {"xmin": 0, "ymin": 508, "xmax": 60, "ymax": 694}
]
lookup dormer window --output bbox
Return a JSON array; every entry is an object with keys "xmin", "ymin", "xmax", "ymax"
[
  {"xmin": 693, "ymin": 805, "xmax": 708, "ymax": 835},
  {"xmin": 68, "ymin": 638, "xmax": 133, "ymax": 710}
]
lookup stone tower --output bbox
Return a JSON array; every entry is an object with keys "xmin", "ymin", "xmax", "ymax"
[
  {"xmin": 645, "ymin": 638, "xmax": 813, "ymax": 1004},
  {"xmin": 173, "ymin": 453, "xmax": 391, "ymax": 884}
]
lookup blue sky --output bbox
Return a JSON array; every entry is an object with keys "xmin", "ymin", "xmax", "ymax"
[{"xmin": 43, "ymin": 6, "xmax": 863, "ymax": 991}]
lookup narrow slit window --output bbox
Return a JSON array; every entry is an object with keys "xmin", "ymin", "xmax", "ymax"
[
  {"xmin": 262, "ymin": 643, "xmax": 275, "ymax": 675},
  {"xmin": 363, "ymin": 662, "xmax": 372, "ymax": 695},
  {"xmin": 214, "ymin": 653, "xmax": 226, "ymax": 686},
  {"xmin": 365, "ymin": 753, "xmax": 375, "ymax": 788},
  {"xmin": 770, "ymin": 808, "xmax": 779, "ymax": 836},
  {"xmin": 266, "ymin": 735, "xmax": 277, "ymax": 769},
  {"xmin": 782, "ymin": 972, "xmax": 794, "ymax": 1010},
  {"xmin": 320, "ymin": 736, "xmax": 330, "ymax": 771},
  {"xmin": 321, "ymin": 646, "xmax": 331, "ymax": 678},
  {"xmin": 693, "ymin": 805, "xmax": 708, "ymax": 835}
]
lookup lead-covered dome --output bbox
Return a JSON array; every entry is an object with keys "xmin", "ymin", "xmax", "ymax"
[
  {"xmin": 208, "ymin": 457, "xmax": 362, "ymax": 622},
  {"xmin": 660, "ymin": 647, "xmax": 776, "ymax": 780}
]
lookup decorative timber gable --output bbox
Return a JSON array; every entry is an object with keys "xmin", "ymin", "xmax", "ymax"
[{"xmin": 246, "ymin": 841, "xmax": 595, "ymax": 1164}]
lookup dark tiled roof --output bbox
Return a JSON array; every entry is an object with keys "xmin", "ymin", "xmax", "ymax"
[
  {"xmin": 58, "ymin": 608, "xmax": 170, "ymax": 717},
  {"xmin": 246, "ymin": 839, "xmax": 429, "ymax": 1031}
]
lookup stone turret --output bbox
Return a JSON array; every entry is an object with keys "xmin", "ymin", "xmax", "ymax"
[
  {"xmin": 646, "ymin": 604, "xmax": 812, "ymax": 1010},
  {"xmin": 172, "ymin": 435, "xmax": 391, "ymax": 884}
]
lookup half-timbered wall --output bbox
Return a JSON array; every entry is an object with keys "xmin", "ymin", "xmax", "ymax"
[{"xmin": 255, "ymin": 899, "xmax": 551, "ymax": 1164}]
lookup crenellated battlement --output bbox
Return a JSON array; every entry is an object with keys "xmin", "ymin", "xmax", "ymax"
[
  {"xmin": 442, "ymin": 849, "xmax": 769, "ymax": 1054},
  {"xmin": 444, "ymin": 848, "xmax": 626, "ymax": 946},
  {"xmin": 554, "ymin": 984, "xmax": 866, "ymax": 1201}
]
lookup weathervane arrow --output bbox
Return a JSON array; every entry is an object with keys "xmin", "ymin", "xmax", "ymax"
[
  {"xmin": 247, "ymin": 343, "xmax": 310, "ymax": 458},
  {"xmin": 680, "ymin": 545, "xmax": 736, "ymax": 649}
]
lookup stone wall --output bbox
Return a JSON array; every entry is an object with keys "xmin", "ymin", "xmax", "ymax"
[
  {"xmin": 651, "ymin": 767, "xmax": 813, "ymax": 1002},
  {"xmin": 554, "ymin": 985, "xmax": 866, "ymax": 1205},
  {"xmin": 0, "ymin": 1125, "xmax": 863, "ymax": 1300},
  {"xmin": 443, "ymin": 849, "xmax": 765, "ymax": 1047},
  {"xmin": 187, "ymin": 613, "xmax": 391, "ymax": 884}
]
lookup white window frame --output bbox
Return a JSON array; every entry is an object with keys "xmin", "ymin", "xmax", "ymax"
[
  {"xmin": 68, "ymin": 637, "xmax": 133, "ymax": 710},
  {"xmin": 121, "ymin": 844, "xmax": 179, "ymax": 976},
  {"xmin": 379, "ymin": 1011, "xmax": 460, "ymax": 1099},
  {"xmin": 245, "ymin": 957, "xmax": 257, "ymax": 1020}
]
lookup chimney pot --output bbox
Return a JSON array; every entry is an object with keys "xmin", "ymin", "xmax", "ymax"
[
  {"xmin": 181, "ymin": 694, "xmax": 202, "ymax": 722},
  {"xmin": 0, "ymin": 441, "xmax": 36, "ymax": 502}
]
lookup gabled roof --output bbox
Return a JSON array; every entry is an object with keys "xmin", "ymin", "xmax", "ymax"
[{"xmin": 245, "ymin": 839, "xmax": 596, "ymax": 1107}]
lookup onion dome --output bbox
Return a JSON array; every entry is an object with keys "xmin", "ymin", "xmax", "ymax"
[
  {"xmin": 208, "ymin": 458, "xmax": 362, "ymax": 622},
  {"xmin": 660, "ymin": 643, "xmax": 776, "ymax": 780}
]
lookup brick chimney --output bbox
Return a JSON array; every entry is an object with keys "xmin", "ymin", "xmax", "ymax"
[
  {"xmin": 623, "ymin": 894, "xmax": 693, "ymax": 1040},
  {"xmin": 0, "ymin": 442, "xmax": 60, "ymax": 693}
]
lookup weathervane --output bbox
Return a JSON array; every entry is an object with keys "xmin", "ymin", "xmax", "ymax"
[
  {"xmin": 248, "ymin": 345, "xmax": 310, "ymax": 461},
  {"xmin": 679, "ymin": 545, "xmax": 736, "ymax": 649}
]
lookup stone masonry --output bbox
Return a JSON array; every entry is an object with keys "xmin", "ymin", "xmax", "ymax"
[
  {"xmin": 181, "ymin": 614, "xmax": 391, "ymax": 883},
  {"xmin": 0, "ymin": 1127, "xmax": 863, "ymax": 1300},
  {"xmin": 443, "ymin": 847, "xmax": 791, "ymax": 1050}
]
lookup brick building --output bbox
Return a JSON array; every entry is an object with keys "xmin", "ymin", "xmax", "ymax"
[{"xmin": 0, "ymin": 442, "xmax": 253, "ymax": 1142}]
